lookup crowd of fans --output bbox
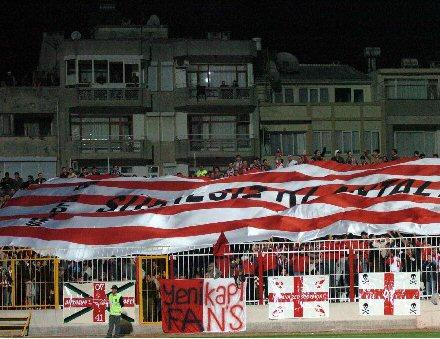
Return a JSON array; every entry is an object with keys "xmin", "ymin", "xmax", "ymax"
[
  {"xmin": 192, "ymin": 148, "xmax": 439, "ymax": 178},
  {"xmin": 0, "ymin": 147, "xmax": 439, "ymax": 310}
]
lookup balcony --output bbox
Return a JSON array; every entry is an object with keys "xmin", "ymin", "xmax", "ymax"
[
  {"xmin": 0, "ymin": 87, "xmax": 58, "ymax": 114},
  {"xmin": 176, "ymin": 135, "xmax": 257, "ymax": 159},
  {"xmin": 71, "ymin": 136, "xmax": 152, "ymax": 159},
  {"xmin": 75, "ymin": 88, "xmax": 151, "ymax": 108},
  {"xmin": 0, "ymin": 136, "xmax": 57, "ymax": 156},
  {"xmin": 174, "ymin": 86, "xmax": 255, "ymax": 110}
]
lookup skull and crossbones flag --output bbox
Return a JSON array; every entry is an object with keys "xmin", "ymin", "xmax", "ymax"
[
  {"xmin": 358, "ymin": 272, "xmax": 420, "ymax": 316},
  {"xmin": 63, "ymin": 281, "xmax": 136, "ymax": 324}
]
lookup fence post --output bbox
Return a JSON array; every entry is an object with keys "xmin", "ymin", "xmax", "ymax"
[
  {"xmin": 135, "ymin": 256, "xmax": 139, "ymax": 305},
  {"xmin": 11, "ymin": 258, "xmax": 16, "ymax": 307},
  {"xmin": 169, "ymin": 255, "xmax": 174, "ymax": 279},
  {"xmin": 348, "ymin": 243, "xmax": 355, "ymax": 302},
  {"xmin": 54, "ymin": 258, "xmax": 60, "ymax": 309},
  {"xmin": 257, "ymin": 251, "xmax": 264, "ymax": 305}
]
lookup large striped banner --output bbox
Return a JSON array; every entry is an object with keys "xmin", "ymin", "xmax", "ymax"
[{"xmin": 0, "ymin": 158, "xmax": 439, "ymax": 259}]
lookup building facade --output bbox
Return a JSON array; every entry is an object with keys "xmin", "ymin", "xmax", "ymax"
[
  {"xmin": 256, "ymin": 53, "xmax": 384, "ymax": 164},
  {"xmin": 0, "ymin": 23, "xmax": 259, "ymax": 177},
  {"xmin": 371, "ymin": 64, "xmax": 440, "ymax": 157}
]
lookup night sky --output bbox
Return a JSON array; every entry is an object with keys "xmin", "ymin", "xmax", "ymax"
[{"xmin": 1, "ymin": 0, "xmax": 440, "ymax": 81}]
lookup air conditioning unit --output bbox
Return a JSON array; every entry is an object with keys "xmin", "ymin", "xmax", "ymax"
[{"xmin": 401, "ymin": 58, "xmax": 419, "ymax": 68}]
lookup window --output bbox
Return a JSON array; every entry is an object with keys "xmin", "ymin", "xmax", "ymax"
[
  {"xmin": 335, "ymin": 88, "xmax": 351, "ymax": 102},
  {"xmin": 264, "ymin": 132, "xmax": 306, "ymax": 156},
  {"xmin": 320, "ymin": 88, "xmax": 329, "ymax": 102},
  {"xmin": 187, "ymin": 64, "xmax": 247, "ymax": 87},
  {"xmin": 78, "ymin": 60, "xmax": 92, "ymax": 84},
  {"xmin": 66, "ymin": 60, "xmax": 76, "ymax": 85},
  {"xmin": 354, "ymin": 89, "xmax": 364, "ymax": 102},
  {"xmin": 0, "ymin": 114, "xmax": 12, "ymax": 136},
  {"xmin": 284, "ymin": 88, "xmax": 294, "ymax": 103},
  {"xmin": 394, "ymin": 131, "xmax": 436, "ymax": 156},
  {"xmin": 13, "ymin": 114, "xmax": 52, "ymax": 137},
  {"xmin": 335, "ymin": 130, "xmax": 360, "ymax": 154},
  {"xmin": 364, "ymin": 131, "xmax": 380, "ymax": 152},
  {"xmin": 310, "ymin": 89, "xmax": 318, "ymax": 103},
  {"xmin": 94, "ymin": 60, "xmax": 108, "ymax": 84},
  {"xmin": 188, "ymin": 114, "xmax": 250, "ymax": 151},
  {"xmin": 70, "ymin": 116, "xmax": 132, "ymax": 141},
  {"xmin": 273, "ymin": 91, "xmax": 283, "ymax": 103},
  {"xmin": 428, "ymin": 80, "xmax": 439, "ymax": 99},
  {"xmin": 109, "ymin": 62, "xmax": 123, "ymax": 83},
  {"xmin": 148, "ymin": 63, "xmax": 158, "ymax": 91},
  {"xmin": 299, "ymin": 88, "xmax": 308, "ymax": 103},
  {"xmin": 124, "ymin": 64, "xmax": 139, "ymax": 84},
  {"xmin": 313, "ymin": 131, "xmax": 332, "ymax": 154},
  {"xmin": 160, "ymin": 63, "xmax": 173, "ymax": 91},
  {"xmin": 385, "ymin": 79, "xmax": 428, "ymax": 99}
]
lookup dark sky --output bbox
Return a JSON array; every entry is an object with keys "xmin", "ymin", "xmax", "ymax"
[{"xmin": 1, "ymin": 0, "xmax": 440, "ymax": 80}]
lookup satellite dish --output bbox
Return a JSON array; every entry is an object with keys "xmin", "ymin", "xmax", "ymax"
[
  {"xmin": 276, "ymin": 52, "xmax": 299, "ymax": 73},
  {"xmin": 146, "ymin": 15, "xmax": 160, "ymax": 27},
  {"xmin": 71, "ymin": 31, "xmax": 82, "ymax": 41}
]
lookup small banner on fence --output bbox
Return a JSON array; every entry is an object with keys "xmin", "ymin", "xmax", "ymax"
[
  {"xmin": 358, "ymin": 272, "xmax": 420, "ymax": 316},
  {"xmin": 268, "ymin": 275, "xmax": 329, "ymax": 319},
  {"xmin": 63, "ymin": 281, "xmax": 136, "ymax": 324},
  {"xmin": 160, "ymin": 278, "xmax": 246, "ymax": 333}
]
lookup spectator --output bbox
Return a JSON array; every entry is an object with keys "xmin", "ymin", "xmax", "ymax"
[
  {"xmin": 79, "ymin": 167, "xmax": 89, "ymax": 178},
  {"xmin": 372, "ymin": 149, "xmax": 381, "ymax": 164},
  {"xmin": 345, "ymin": 151, "xmax": 358, "ymax": 165},
  {"xmin": 251, "ymin": 158, "xmax": 262, "ymax": 170},
  {"xmin": 22, "ymin": 175, "xmax": 34, "ymax": 189},
  {"xmin": 59, "ymin": 167, "xmax": 69, "ymax": 178},
  {"xmin": 5, "ymin": 71, "xmax": 16, "ymax": 87},
  {"xmin": 225, "ymin": 163, "xmax": 234, "ymax": 177},
  {"xmin": 234, "ymin": 155, "xmax": 243, "ymax": 171},
  {"xmin": 287, "ymin": 155, "xmax": 298, "ymax": 167},
  {"xmin": 91, "ymin": 167, "xmax": 100, "ymax": 176},
  {"xmin": 420, "ymin": 153, "xmax": 426, "ymax": 159},
  {"xmin": 391, "ymin": 148, "xmax": 399, "ymax": 161},
  {"xmin": 385, "ymin": 250, "xmax": 401, "ymax": 272},
  {"xmin": 433, "ymin": 153, "xmax": 439, "ymax": 158},
  {"xmin": 414, "ymin": 150, "xmax": 420, "ymax": 158},
  {"xmin": 422, "ymin": 255, "xmax": 437, "ymax": 296},
  {"xmin": 359, "ymin": 155, "xmax": 368, "ymax": 165},
  {"xmin": 298, "ymin": 151, "xmax": 310, "ymax": 164},
  {"xmin": 211, "ymin": 166, "xmax": 222, "ymax": 179},
  {"xmin": 312, "ymin": 149, "xmax": 323, "ymax": 161},
  {"xmin": 196, "ymin": 166, "xmax": 208, "ymax": 177},
  {"xmin": 35, "ymin": 172, "xmax": 46, "ymax": 185},
  {"xmin": 331, "ymin": 150, "xmax": 345, "ymax": 164},
  {"xmin": 382, "ymin": 155, "xmax": 389, "ymax": 162},
  {"xmin": 111, "ymin": 165, "xmax": 121, "ymax": 176},
  {"xmin": 275, "ymin": 158, "xmax": 284, "ymax": 169},
  {"xmin": 262, "ymin": 159, "xmax": 272, "ymax": 171},
  {"xmin": 1, "ymin": 172, "xmax": 14, "ymax": 192},
  {"xmin": 67, "ymin": 168, "xmax": 77, "ymax": 178},
  {"xmin": 13, "ymin": 172, "xmax": 23, "ymax": 190}
]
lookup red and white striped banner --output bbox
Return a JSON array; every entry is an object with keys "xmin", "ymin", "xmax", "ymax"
[{"xmin": 0, "ymin": 158, "xmax": 439, "ymax": 259}]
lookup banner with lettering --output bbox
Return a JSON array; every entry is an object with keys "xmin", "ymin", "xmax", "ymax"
[
  {"xmin": 160, "ymin": 278, "xmax": 246, "ymax": 333},
  {"xmin": 63, "ymin": 281, "xmax": 135, "ymax": 324}
]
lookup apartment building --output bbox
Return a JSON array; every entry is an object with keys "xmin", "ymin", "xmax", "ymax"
[
  {"xmin": 256, "ymin": 53, "xmax": 384, "ymax": 163},
  {"xmin": 0, "ymin": 19, "xmax": 259, "ymax": 177},
  {"xmin": 371, "ymin": 60, "xmax": 440, "ymax": 156}
]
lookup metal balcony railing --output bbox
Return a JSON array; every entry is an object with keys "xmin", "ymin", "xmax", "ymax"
[
  {"xmin": 189, "ymin": 86, "xmax": 251, "ymax": 100},
  {"xmin": 188, "ymin": 134, "xmax": 251, "ymax": 152},
  {"xmin": 77, "ymin": 88, "xmax": 140, "ymax": 101},
  {"xmin": 72, "ymin": 135, "xmax": 144, "ymax": 153}
]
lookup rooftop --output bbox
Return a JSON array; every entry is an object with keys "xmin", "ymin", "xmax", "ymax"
[{"xmin": 279, "ymin": 64, "xmax": 370, "ymax": 82}]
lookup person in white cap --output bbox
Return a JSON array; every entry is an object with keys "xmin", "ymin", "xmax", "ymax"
[{"xmin": 331, "ymin": 150, "xmax": 345, "ymax": 163}]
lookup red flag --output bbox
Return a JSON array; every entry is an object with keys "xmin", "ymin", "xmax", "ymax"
[{"xmin": 213, "ymin": 232, "xmax": 229, "ymax": 257}]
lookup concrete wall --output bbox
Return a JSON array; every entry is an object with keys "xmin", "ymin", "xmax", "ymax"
[{"xmin": 2, "ymin": 301, "xmax": 438, "ymax": 337}]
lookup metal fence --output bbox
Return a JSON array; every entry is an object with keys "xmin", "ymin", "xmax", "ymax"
[{"xmin": 1, "ymin": 235, "xmax": 439, "ymax": 311}]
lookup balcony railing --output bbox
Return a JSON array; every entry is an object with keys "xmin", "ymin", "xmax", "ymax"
[
  {"xmin": 188, "ymin": 134, "xmax": 251, "ymax": 152},
  {"xmin": 72, "ymin": 135, "xmax": 144, "ymax": 153},
  {"xmin": 189, "ymin": 86, "xmax": 251, "ymax": 100},
  {"xmin": 77, "ymin": 88, "xmax": 140, "ymax": 101}
]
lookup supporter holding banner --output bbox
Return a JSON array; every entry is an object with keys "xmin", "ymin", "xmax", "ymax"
[{"xmin": 160, "ymin": 278, "xmax": 246, "ymax": 333}]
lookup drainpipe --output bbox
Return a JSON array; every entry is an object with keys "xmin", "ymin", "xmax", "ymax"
[{"xmin": 56, "ymin": 99, "xmax": 61, "ymax": 173}]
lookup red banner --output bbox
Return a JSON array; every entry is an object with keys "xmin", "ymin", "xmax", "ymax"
[{"xmin": 160, "ymin": 279, "xmax": 204, "ymax": 333}]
